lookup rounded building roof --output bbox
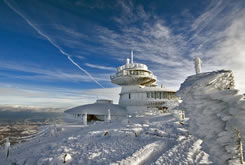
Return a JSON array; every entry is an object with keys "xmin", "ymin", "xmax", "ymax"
[{"xmin": 65, "ymin": 101, "xmax": 127, "ymax": 116}]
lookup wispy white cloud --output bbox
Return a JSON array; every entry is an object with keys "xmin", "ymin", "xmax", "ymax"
[
  {"xmin": 0, "ymin": 60, "xmax": 110, "ymax": 83},
  {"xmin": 85, "ymin": 63, "xmax": 115, "ymax": 71},
  {"xmin": 190, "ymin": 0, "xmax": 226, "ymax": 35},
  {"xmin": 201, "ymin": 13, "xmax": 245, "ymax": 91},
  {"xmin": 92, "ymin": 12, "xmax": 188, "ymax": 68}
]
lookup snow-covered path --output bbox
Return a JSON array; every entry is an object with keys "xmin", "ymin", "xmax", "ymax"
[
  {"xmin": 0, "ymin": 113, "xmax": 211, "ymax": 165},
  {"xmin": 153, "ymin": 137, "xmax": 210, "ymax": 165}
]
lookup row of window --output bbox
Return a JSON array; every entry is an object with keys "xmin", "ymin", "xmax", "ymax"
[
  {"xmin": 147, "ymin": 91, "xmax": 176, "ymax": 99},
  {"xmin": 117, "ymin": 63, "xmax": 147, "ymax": 72},
  {"xmin": 128, "ymin": 70, "xmax": 147, "ymax": 76},
  {"xmin": 128, "ymin": 91, "xmax": 176, "ymax": 100},
  {"xmin": 118, "ymin": 70, "xmax": 150, "ymax": 76}
]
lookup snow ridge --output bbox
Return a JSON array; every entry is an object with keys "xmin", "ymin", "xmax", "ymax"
[
  {"xmin": 153, "ymin": 137, "xmax": 210, "ymax": 165},
  {"xmin": 178, "ymin": 70, "xmax": 245, "ymax": 165},
  {"xmin": 112, "ymin": 141, "xmax": 165, "ymax": 165}
]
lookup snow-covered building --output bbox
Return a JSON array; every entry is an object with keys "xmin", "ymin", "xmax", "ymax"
[
  {"xmin": 65, "ymin": 51, "xmax": 178, "ymax": 121},
  {"xmin": 65, "ymin": 99, "xmax": 127, "ymax": 122},
  {"xmin": 110, "ymin": 50, "xmax": 178, "ymax": 115}
]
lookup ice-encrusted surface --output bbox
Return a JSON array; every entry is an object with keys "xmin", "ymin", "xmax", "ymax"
[{"xmin": 178, "ymin": 70, "xmax": 245, "ymax": 165}]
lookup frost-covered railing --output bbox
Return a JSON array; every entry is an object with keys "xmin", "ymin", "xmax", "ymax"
[
  {"xmin": 0, "ymin": 126, "xmax": 51, "ymax": 146},
  {"xmin": 10, "ymin": 126, "xmax": 50, "ymax": 142},
  {"xmin": 0, "ymin": 125, "xmax": 51, "ymax": 159},
  {"xmin": 111, "ymin": 71, "xmax": 156, "ymax": 79},
  {"xmin": 117, "ymin": 63, "xmax": 148, "ymax": 72}
]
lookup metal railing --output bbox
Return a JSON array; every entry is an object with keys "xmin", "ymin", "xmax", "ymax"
[{"xmin": 0, "ymin": 126, "xmax": 51, "ymax": 146}]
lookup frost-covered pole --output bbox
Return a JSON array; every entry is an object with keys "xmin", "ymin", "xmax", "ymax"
[
  {"xmin": 83, "ymin": 112, "xmax": 87, "ymax": 126},
  {"xmin": 235, "ymin": 128, "xmax": 244, "ymax": 164},
  {"xmin": 4, "ymin": 137, "xmax": 10, "ymax": 159},
  {"xmin": 239, "ymin": 138, "xmax": 243, "ymax": 164},
  {"xmin": 194, "ymin": 57, "xmax": 202, "ymax": 74},
  {"xmin": 107, "ymin": 109, "xmax": 111, "ymax": 122}
]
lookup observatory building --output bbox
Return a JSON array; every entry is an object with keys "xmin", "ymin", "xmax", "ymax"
[
  {"xmin": 110, "ymin": 50, "xmax": 177, "ymax": 115},
  {"xmin": 65, "ymin": 51, "xmax": 178, "ymax": 121}
]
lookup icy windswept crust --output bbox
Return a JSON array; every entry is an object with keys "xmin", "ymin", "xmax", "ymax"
[
  {"xmin": 178, "ymin": 70, "xmax": 235, "ymax": 95},
  {"xmin": 177, "ymin": 70, "xmax": 245, "ymax": 165}
]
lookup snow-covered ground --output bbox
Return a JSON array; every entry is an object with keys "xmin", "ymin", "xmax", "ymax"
[
  {"xmin": 0, "ymin": 112, "xmax": 211, "ymax": 165},
  {"xmin": 1, "ymin": 69, "xmax": 245, "ymax": 165}
]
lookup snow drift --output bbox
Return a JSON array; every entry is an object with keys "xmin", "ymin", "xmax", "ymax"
[{"xmin": 178, "ymin": 70, "xmax": 245, "ymax": 165}]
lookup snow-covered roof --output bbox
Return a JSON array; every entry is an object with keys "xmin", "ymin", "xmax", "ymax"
[{"xmin": 65, "ymin": 102, "xmax": 127, "ymax": 116}]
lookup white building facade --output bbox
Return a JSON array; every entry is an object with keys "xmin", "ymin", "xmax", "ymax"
[{"xmin": 110, "ymin": 51, "xmax": 178, "ymax": 115}]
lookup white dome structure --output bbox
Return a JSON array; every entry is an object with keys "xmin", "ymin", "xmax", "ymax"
[{"xmin": 65, "ymin": 99, "xmax": 127, "ymax": 121}]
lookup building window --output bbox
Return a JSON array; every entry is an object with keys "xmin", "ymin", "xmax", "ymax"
[
  {"xmin": 129, "ymin": 93, "xmax": 131, "ymax": 99},
  {"xmin": 147, "ymin": 92, "xmax": 150, "ymax": 98},
  {"xmin": 156, "ymin": 92, "xmax": 160, "ymax": 99}
]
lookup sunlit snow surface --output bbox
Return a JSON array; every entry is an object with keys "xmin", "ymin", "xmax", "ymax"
[{"xmin": 0, "ymin": 113, "xmax": 211, "ymax": 165}]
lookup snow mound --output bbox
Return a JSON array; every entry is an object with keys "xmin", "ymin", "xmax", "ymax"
[{"xmin": 178, "ymin": 70, "xmax": 245, "ymax": 165}]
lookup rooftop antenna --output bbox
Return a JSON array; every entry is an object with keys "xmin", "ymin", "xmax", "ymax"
[
  {"xmin": 131, "ymin": 49, "xmax": 134, "ymax": 64},
  {"xmin": 194, "ymin": 57, "xmax": 202, "ymax": 74}
]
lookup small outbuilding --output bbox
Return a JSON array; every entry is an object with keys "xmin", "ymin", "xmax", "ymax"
[{"xmin": 64, "ymin": 99, "xmax": 127, "ymax": 122}]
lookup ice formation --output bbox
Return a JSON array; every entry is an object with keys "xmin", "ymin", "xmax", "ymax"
[{"xmin": 178, "ymin": 70, "xmax": 245, "ymax": 165}]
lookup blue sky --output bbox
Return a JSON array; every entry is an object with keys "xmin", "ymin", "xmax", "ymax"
[{"xmin": 0, "ymin": 0, "xmax": 245, "ymax": 111}]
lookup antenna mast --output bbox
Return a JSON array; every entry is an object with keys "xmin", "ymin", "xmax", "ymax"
[{"xmin": 131, "ymin": 49, "xmax": 134, "ymax": 64}]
